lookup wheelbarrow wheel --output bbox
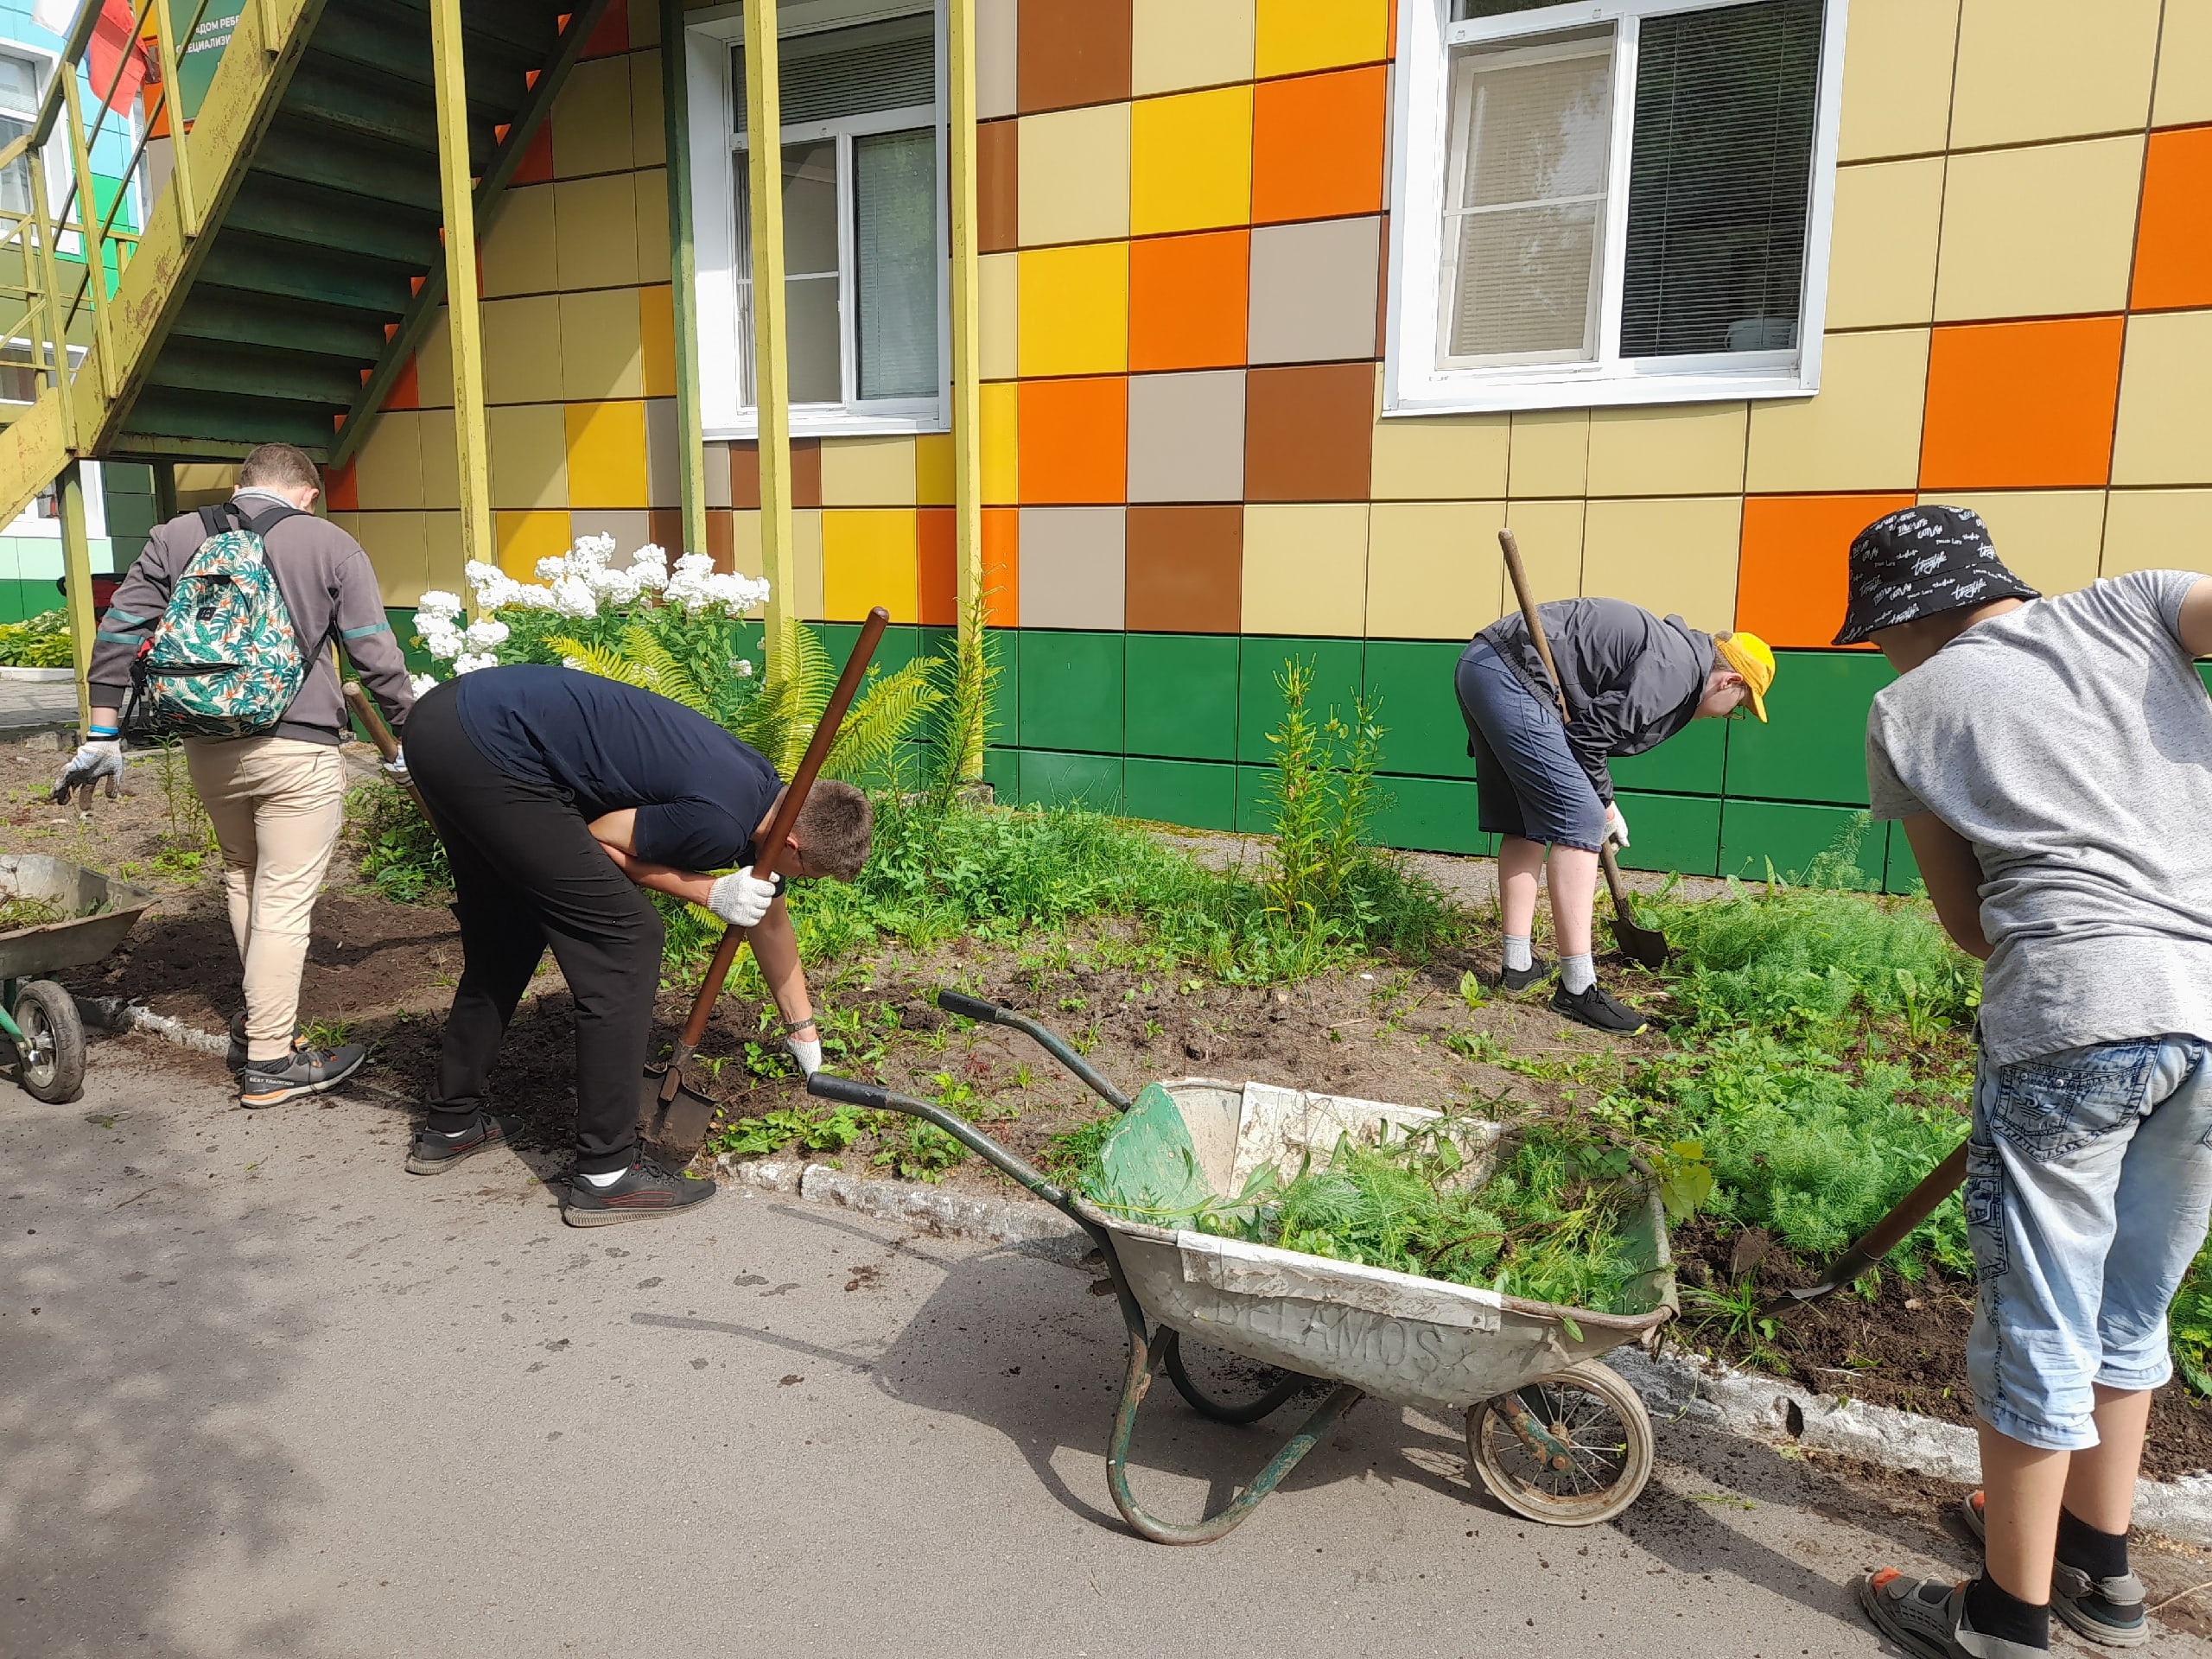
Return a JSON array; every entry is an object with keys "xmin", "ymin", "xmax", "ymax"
[
  {"xmin": 11, "ymin": 979, "xmax": 85, "ymax": 1104},
  {"xmin": 1159, "ymin": 1329, "xmax": 1315, "ymax": 1425},
  {"xmin": 1466, "ymin": 1359, "xmax": 1655, "ymax": 1528}
]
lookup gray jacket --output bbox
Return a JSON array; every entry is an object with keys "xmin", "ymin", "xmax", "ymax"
[
  {"xmin": 89, "ymin": 495, "xmax": 415, "ymax": 745},
  {"xmin": 1474, "ymin": 598, "xmax": 1715, "ymax": 804}
]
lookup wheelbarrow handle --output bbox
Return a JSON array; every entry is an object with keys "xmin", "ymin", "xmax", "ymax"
[
  {"xmin": 932, "ymin": 988, "xmax": 1134, "ymax": 1112},
  {"xmin": 806, "ymin": 1071, "xmax": 1076, "ymax": 1211}
]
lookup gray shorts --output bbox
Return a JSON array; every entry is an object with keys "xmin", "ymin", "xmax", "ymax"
[
  {"xmin": 1965, "ymin": 1036, "xmax": 2212, "ymax": 1450},
  {"xmin": 1454, "ymin": 639, "xmax": 1605, "ymax": 852}
]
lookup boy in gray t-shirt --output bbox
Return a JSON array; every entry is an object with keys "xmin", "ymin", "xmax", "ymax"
[{"xmin": 1846, "ymin": 506, "xmax": 2212, "ymax": 1659}]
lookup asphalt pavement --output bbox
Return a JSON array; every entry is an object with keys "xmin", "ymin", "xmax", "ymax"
[{"xmin": 7, "ymin": 1037, "xmax": 2205, "ymax": 1659}]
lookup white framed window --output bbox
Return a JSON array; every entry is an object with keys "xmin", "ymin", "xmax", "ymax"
[
  {"xmin": 685, "ymin": 0, "xmax": 950, "ymax": 438},
  {"xmin": 1386, "ymin": 0, "xmax": 1847, "ymax": 416}
]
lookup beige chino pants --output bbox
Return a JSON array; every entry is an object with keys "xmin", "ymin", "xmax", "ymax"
[{"xmin": 183, "ymin": 736, "xmax": 346, "ymax": 1063}]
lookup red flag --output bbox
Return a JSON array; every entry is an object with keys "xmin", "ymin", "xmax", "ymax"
[{"xmin": 51, "ymin": 0, "xmax": 149, "ymax": 113}]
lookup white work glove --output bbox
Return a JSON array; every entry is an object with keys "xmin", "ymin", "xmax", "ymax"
[
  {"xmin": 52, "ymin": 737, "xmax": 122, "ymax": 802},
  {"xmin": 381, "ymin": 744, "xmax": 410, "ymax": 786},
  {"xmin": 707, "ymin": 866, "xmax": 779, "ymax": 928},
  {"xmin": 1604, "ymin": 801, "xmax": 1630, "ymax": 850},
  {"xmin": 786, "ymin": 1036, "xmax": 823, "ymax": 1076}
]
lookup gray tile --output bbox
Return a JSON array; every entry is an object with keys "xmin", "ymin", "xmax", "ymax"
[
  {"xmin": 1127, "ymin": 370, "xmax": 1246, "ymax": 503},
  {"xmin": 1248, "ymin": 216, "xmax": 1382, "ymax": 365},
  {"xmin": 1018, "ymin": 505, "xmax": 1126, "ymax": 629}
]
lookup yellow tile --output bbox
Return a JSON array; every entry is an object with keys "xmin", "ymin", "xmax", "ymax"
[
  {"xmin": 423, "ymin": 511, "xmax": 464, "ymax": 596},
  {"xmin": 552, "ymin": 54, "xmax": 632, "ymax": 178},
  {"xmin": 1507, "ymin": 410, "xmax": 1588, "ymax": 499},
  {"xmin": 1826, "ymin": 158, "xmax": 1944, "ymax": 329},
  {"xmin": 415, "ymin": 309, "xmax": 453, "ymax": 409},
  {"xmin": 556, "ymin": 289, "xmax": 645, "ymax": 402},
  {"xmin": 563, "ymin": 402, "xmax": 650, "ymax": 509},
  {"xmin": 727, "ymin": 509, "xmax": 765, "ymax": 581},
  {"xmin": 639, "ymin": 285, "xmax": 676, "ymax": 397},
  {"xmin": 1016, "ymin": 243, "xmax": 1128, "ymax": 377},
  {"xmin": 481, "ymin": 183, "xmax": 556, "ymax": 299},
  {"xmin": 1134, "ymin": 0, "xmax": 1254, "ymax": 95},
  {"xmin": 495, "ymin": 510, "xmax": 573, "ymax": 582},
  {"xmin": 555, "ymin": 174, "xmax": 641, "ymax": 290},
  {"xmin": 2102, "ymin": 490, "xmax": 2212, "ymax": 577},
  {"xmin": 2155, "ymin": 0, "xmax": 2212, "ymax": 125},
  {"xmin": 1254, "ymin": 0, "xmax": 1387, "ymax": 78},
  {"xmin": 2113, "ymin": 311, "xmax": 2212, "ymax": 486},
  {"xmin": 417, "ymin": 409, "xmax": 459, "ymax": 512},
  {"xmin": 1371, "ymin": 415, "xmax": 1509, "ymax": 500},
  {"xmin": 1016, "ymin": 104, "xmax": 1129, "ymax": 247},
  {"xmin": 1745, "ymin": 329, "xmax": 1929, "ymax": 493},
  {"xmin": 794, "ymin": 508, "xmax": 826, "ymax": 620},
  {"xmin": 982, "ymin": 381, "xmax": 1019, "ymax": 504},
  {"xmin": 1130, "ymin": 86, "xmax": 1251, "ymax": 235},
  {"xmin": 1916, "ymin": 490, "xmax": 2106, "ymax": 596},
  {"xmin": 1502, "ymin": 500, "xmax": 1585, "ymax": 604},
  {"xmin": 1241, "ymin": 504, "xmax": 1369, "ymax": 636},
  {"xmin": 630, "ymin": 55, "xmax": 665, "ymax": 168},
  {"xmin": 976, "ymin": 0, "xmax": 1018, "ymax": 118},
  {"xmin": 352, "ymin": 511, "xmax": 429, "ymax": 606},
  {"xmin": 487, "ymin": 404, "xmax": 569, "ymax": 510},
  {"xmin": 1950, "ymin": 0, "xmax": 2160, "ymax": 148},
  {"xmin": 635, "ymin": 168, "xmax": 671, "ymax": 284},
  {"xmin": 353, "ymin": 410, "xmax": 423, "ymax": 511},
  {"xmin": 1581, "ymin": 497, "xmax": 1744, "ymax": 634},
  {"xmin": 916, "ymin": 434, "xmax": 956, "ymax": 506},
  {"xmin": 483, "ymin": 296, "xmax": 566, "ymax": 405},
  {"xmin": 980, "ymin": 252, "xmax": 1017, "ymax": 380},
  {"xmin": 1586, "ymin": 404, "xmax": 1748, "ymax": 499},
  {"xmin": 820, "ymin": 435, "xmax": 918, "ymax": 506},
  {"xmin": 1935, "ymin": 137, "xmax": 2144, "ymax": 322},
  {"xmin": 1838, "ymin": 0, "xmax": 1959, "ymax": 162},
  {"xmin": 1365, "ymin": 501, "xmax": 1507, "ymax": 639},
  {"xmin": 822, "ymin": 509, "xmax": 920, "ymax": 622}
]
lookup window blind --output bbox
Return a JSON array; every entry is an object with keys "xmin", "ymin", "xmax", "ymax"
[
  {"xmin": 854, "ymin": 129, "xmax": 938, "ymax": 399},
  {"xmin": 1619, "ymin": 0, "xmax": 1823, "ymax": 359},
  {"xmin": 733, "ymin": 13, "xmax": 935, "ymax": 137}
]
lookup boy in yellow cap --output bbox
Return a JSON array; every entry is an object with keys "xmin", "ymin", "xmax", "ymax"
[{"xmin": 1455, "ymin": 601, "xmax": 1771, "ymax": 1032}]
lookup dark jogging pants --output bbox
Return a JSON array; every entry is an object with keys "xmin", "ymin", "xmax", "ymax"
[{"xmin": 408, "ymin": 680, "xmax": 662, "ymax": 1175}]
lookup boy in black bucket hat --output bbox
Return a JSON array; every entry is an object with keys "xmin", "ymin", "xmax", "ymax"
[{"xmin": 1845, "ymin": 505, "xmax": 2212, "ymax": 1659}]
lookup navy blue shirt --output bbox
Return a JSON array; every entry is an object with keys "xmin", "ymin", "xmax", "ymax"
[{"xmin": 454, "ymin": 664, "xmax": 781, "ymax": 871}]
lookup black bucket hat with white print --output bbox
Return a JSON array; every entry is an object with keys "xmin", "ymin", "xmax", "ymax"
[{"xmin": 1832, "ymin": 505, "xmax": 2040, "ymax": 646}]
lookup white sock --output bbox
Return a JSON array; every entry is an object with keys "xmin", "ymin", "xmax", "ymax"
[
  {"xmin": 576, "ymin": 1166, "xmax": 627, "ymax": 1188},
  {"xmin": 1503, "ymin": 935, "xmax": 1534, "ymax": 973},
  {"xmin": 1560, "ymin": 953, "xmax": 1597, "ymax": 995}
]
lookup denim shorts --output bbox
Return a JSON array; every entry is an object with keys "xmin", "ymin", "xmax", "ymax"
[
  {"xmin": 1965, "ymin": 1035, "xmax": 2212, "ymax": 1450},
  {"xmin": 1453, "ymin": 639, "xmax": 1605, "ymax": 853}
]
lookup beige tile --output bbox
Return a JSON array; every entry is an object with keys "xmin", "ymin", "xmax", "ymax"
[
  {"xmin": 977, "ymin": 0, "xmax": 1018, "ymax": 119},
  {"xmin": 1018, "ymin": 506, "xmax": 1126, "ymax": 629},
  {"xmin": 1586, "ymin": 403, "xmax": 1748, "ymax": 499},
  {"xmin": 481, "ymin": 184, "xmax": 557, "ymax": 300},
  {"xmin": 1366, "ymin": 501, "xmax": 1506, "ymax": 639},
  {"xmin": 1950, "ymin": 0, "xmax": 2160, "ymax": 148},
  {"xmin": 1128, "ymin": 370, "xmax": 1244, "ymax": 502},
  {"xmin": 1371, "ymin": 413, "xmax": 1509, "ymax": 500},
  {"xmin": 1838, "ymin": 0, "xmax": 1960, "ymax": 162},
  {"xmin": 414, "ymin": 310, "xmax": 453, "ymax": 409},
  {"xmin": 1582, "ymin": 497, "xmax": 1743, "ymax": 633},
  {"xmin": 1826, "ymin": 158, "xmax": 1944, "ymax": 329},
  {"xmin": 1935, "ymin": 137, "xmax": 2144, "ymax": 322},
  {"xmin": 1248, "ymin": 217, "xmax": 1380, "ymax": 365},
  {"xmin": 556, "ymin": 174, "xmax": 641, "ymax": 290},
  {"xmin": 1502, "ymin": 500, "xmax": 1584, "ymax": 603},
  {"xmin": 353, "ymin": 512, "xmax": 429, "ymax": 607},
  {"xmin": 728, "ymin": 509, "xmax": 765, "ymax": 580},
  {"xmin": 2102, "ymin": 490, "xmax": 2212, "ymax": 577},
  {"xmin": 634, "ymin": 166, "xmax": 672, "ymax": 285},
  {"xmin": 483, "ymin": 296, "xmax": 566, "ymax": 405},
  {"xmin": 704, "ymin": 442, "xmax": 732, "ymax": 511},
  {"xmin": 572, "ymin": 508, "xmax": 653, "ymax": 557},
  {"xmin": 557, "ymin": 289, "xmax": 645, "ymax": 401},
  {"xmin": 820, "ymin": 435, "xmax": 918, "ymax": 506},
  {"xmin": 630, "ymin": 54, "xmax": 665, "ymax": 168},
  {"xmin": 1917, "ymin": 489, "xmax": 2106, "ymax": 596},
  {"xmin": 794, "ymin": 508, "xmax": 825, "ymax": 621},
  {"xmin": 980, "ymin": 252, "xmax": 1018, "ymax": 380},
  {"xmin": 1746, "ymin": 329, "xmax": 1929, "ymax": 493},
  {"xmin": 1507, "ymin": 410, "xmax": 1588, "ymax": 499},
  {"xmin": 2155, "ymin": 0, "xmax": 2212, "ymax": 125},
  {"xmin": 552, "ymin": 54, "xmax": 632, "ymax": 178},
  {"xmin": 417, "ymin": 409, "xmax": 459, "ymax": 512},
  {"xmin": 1241, "ymin": 504, "xmax": 1368, "ymax": 635},
  {"xmin": 2113, "ymin": 311, "xmax": 2212, "ymax": 486},
  {"xmin": 1133, "ymin": 0, "xmax": 1255, "ymax": 94},
  {"xmin": 488, "ymin": 404, "xmax": 569, "ymax": 511},
  {"xmin": 1016, "ymin": 104, "xmax": 1130, "ymax": 246},
  {"xmin": 423, "ymin": 511, "xmax": 464, "ymax": 597},
  {"xmin": 353, "ymin": 411, "xmax": 423, "ymax": 511},
  {"xmin": 916, "ymin": 434, "xmax": 956, "ymax": 505}
]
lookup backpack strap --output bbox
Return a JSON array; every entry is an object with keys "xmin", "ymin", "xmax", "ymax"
[{"xmin": 204, "ymin": 498, "xmax": 302, "ymax": 539}]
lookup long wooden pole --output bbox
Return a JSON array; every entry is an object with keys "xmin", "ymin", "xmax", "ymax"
[
  {"xmin": 945, "ymin": 0, "xmax": 984, "ymax": 778},
  {"xmin": 742, "ymin": 0, "xmax": 797, "ymax": 676},
  {"xmin": 58, "ymin": 462, "xmax": 93, "ymax": 734},
  {"xmin": 428, "ymin": 0, "xmax": 494, "ymax": 576}
]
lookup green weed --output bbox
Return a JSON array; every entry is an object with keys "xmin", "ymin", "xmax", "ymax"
[{"xmin": 873, "ymin": 1121, "xmax": 969, "ymax": 1183}]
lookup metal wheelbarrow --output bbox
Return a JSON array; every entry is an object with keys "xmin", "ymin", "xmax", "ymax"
[
  {"xmin": 0, "ymin": 854, "xmax": 156, "ymax": 1103},
  {"xmin": 808, "ymin": 989, "xmax": 1678, "ymax": 1543}
]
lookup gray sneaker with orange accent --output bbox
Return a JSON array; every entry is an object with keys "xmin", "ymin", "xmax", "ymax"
[{"xmin": 237, "ymin": 1042, "xmax": 365, "ymax": 1108}]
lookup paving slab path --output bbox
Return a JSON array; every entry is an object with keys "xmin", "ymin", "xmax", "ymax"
[{"xmin": 7, "ymin": 1039, "xmax": 2209, "ymax": 1659}]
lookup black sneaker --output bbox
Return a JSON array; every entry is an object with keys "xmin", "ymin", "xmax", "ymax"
[
  {"xmin": 236, "ymin": 1043, "xmax": 366, "ymax": 1108},
  {"xmin": 562, "ymin": 1159, "xmax": 718, "ymax": 1227},
  {"xmin": 1550, "ymin": 982, "xmax": 1648, "ymax": 1035},
  {"xmin": 406, "ymin": 1115, "xmax": 509, "ymax": 1176},
  {"xmin": 1500, "ymin": 956, "xmax": 1555, "ymax": 992}
]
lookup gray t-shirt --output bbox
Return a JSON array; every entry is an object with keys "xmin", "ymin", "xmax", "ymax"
[{"xmin": 1866, "ymin": 569, "xmax": 2212, "ymax": 1064}]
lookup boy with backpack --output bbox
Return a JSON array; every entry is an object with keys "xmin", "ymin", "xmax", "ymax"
[
  {"xmin": 58, "ymin": 442, "xmax": 416, "ymax": 1107},
  {"xmin": 1843, "ymin": 505, "xmax": 2212, "ymax": 1659}
]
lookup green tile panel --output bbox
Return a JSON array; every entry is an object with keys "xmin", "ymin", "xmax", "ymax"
[
  {"xmin": 1370, "ymin": 774, "xmax": 1491, "ymax": 855},
  {"xmin": 1124, "ymin": 757, "xmax": 1237, "ymax": 830},
  {"xmin": 1362, "ymin": 639, "xmax": 1473, "ymax": 779},
  {"xmin": 1719, "ymin": 800, "xmax": 1888, "ymax": 887},
  {"xmin": 1127, "ymin": 632, "xmax": 1238, "ymax": 760},
  {"xmin": 1722, "ymin": 652, "xmax": 1892, "ymax": 807},
  {"xmin": 1237, "ymin": 635, "xmax": 1363, "ymax": 766},
  {"xmin": 1612, "ymin": 790, "xmax": 1721, "ymax": 877},
  {"xmin": 1884, "ymin": 818, "xmax": 1923, "ymax": 896},
  {"xmin": 1609, "ymin": 715, "xmax": 1726, "ymax": 796},
  {"xmin": 1021, "ymin": 749, "xmax": 1122, "ymax": 811},
  {"xmin": 1020, "ymin": 630, "xmax": 1125, "ymax": 754}
]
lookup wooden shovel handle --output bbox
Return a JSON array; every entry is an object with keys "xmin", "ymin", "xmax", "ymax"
[
  {"xmin": 343, "ymin": 680, "xmax": 429, "ymax": 817},
  {"xmin": 1498, "ymin": 528, "xmax": 1571, "ymax": 724}
]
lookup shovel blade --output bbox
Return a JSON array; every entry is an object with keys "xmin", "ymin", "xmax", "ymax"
[
  {"xmin": 638, "ymin": 1066, "xmax": 720, "ymax": 1160},
  {"xmin": 1611, "ymin": 912, "xmax": 1669, "ymax": 969}
]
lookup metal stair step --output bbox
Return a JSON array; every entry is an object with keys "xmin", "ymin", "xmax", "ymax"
[
  {"xmin": 142, "ymin": 339, "xmax": 364, "ymax": 409},
  {"xmin": 223, "ymin": 173, "xmax": 442, "ymax": 270},
  {"xmin": 194, "ymin": 230, "xmax": 416, "ymax": 318},
  {"xmin": 168, "ymin": 289, "xmax": 391, "ymax": 361}
]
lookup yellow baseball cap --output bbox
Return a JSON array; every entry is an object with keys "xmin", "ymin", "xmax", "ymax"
[{"xmin": 1713, "ymin": 632, "xmax": 1774, "ymax": 721}]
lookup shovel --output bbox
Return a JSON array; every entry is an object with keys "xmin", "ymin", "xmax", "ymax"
[
  {"xmin": 639, "ymin": 607, "xmax": 891, "ymax": 1160},
  {"xmin": 1497, "ymin": 528, "xmax": 1669, "ymax": 969},
  {"xmin": 343, "ymin": 680, "xmax": 429, "ymax": 818},
  {"xmin": 1760, "ymin": 1141, "xmax": 1969, "ymax": 1317}
]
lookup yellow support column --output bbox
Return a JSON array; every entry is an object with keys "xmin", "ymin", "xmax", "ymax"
[
  {"xmin": 58, "ymin": 462, "xmax": 93, "ymax": 734},
  {"xmin": 945, "ymin": 0, "xmax": 985, "ymax": 780},
  {"xmin": 742, "ymin": 0, "xmax": 797, "ymax": 676},
  {"xmin": 428, "ymin": 0, "xmax": 495, "ymax": 575}
]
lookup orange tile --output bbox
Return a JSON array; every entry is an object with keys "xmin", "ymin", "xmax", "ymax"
[
  {"xmin": 983, "ymin": 507, "xmax": 1019, "ymax": 626},
  {"xmin": 2133, "ymin": 125, "xmax": 2212, "ymax": 310},
  {"xmin": 919, "ymin": 507, "xmax": 958, "ymax": 625},
  {"xmin": 1737, "ymin": 494, "xmax": 1916, "ymax": 648},
  {"xmin": 381, "ymin": 356, "xmax": 419, "ymax": 412},
  {"xmin": 511, "ymin": 122, "xmax": 555, "ymax": 187},
  {"xmin": 1252, "ymin": 67, "xmax": 1386, "ymax": 225},
  {"xmin": 1920, "ymin": 317, "xmax": 2126, "ymax": 489},
  {"xmin": 1130, "ymin": 230, "xmax": 1249, "ymax": 371},
  {"xmin": 325, "ymin": 458, "xmax": 359, "ymax": 512},
  {"xmin": 1019, "ymin": 377, "xmax": 1128, "ymax": 505},
  {"xmin": 582, "ymin": 4, "xmax": 628, "ymax": 58}
]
